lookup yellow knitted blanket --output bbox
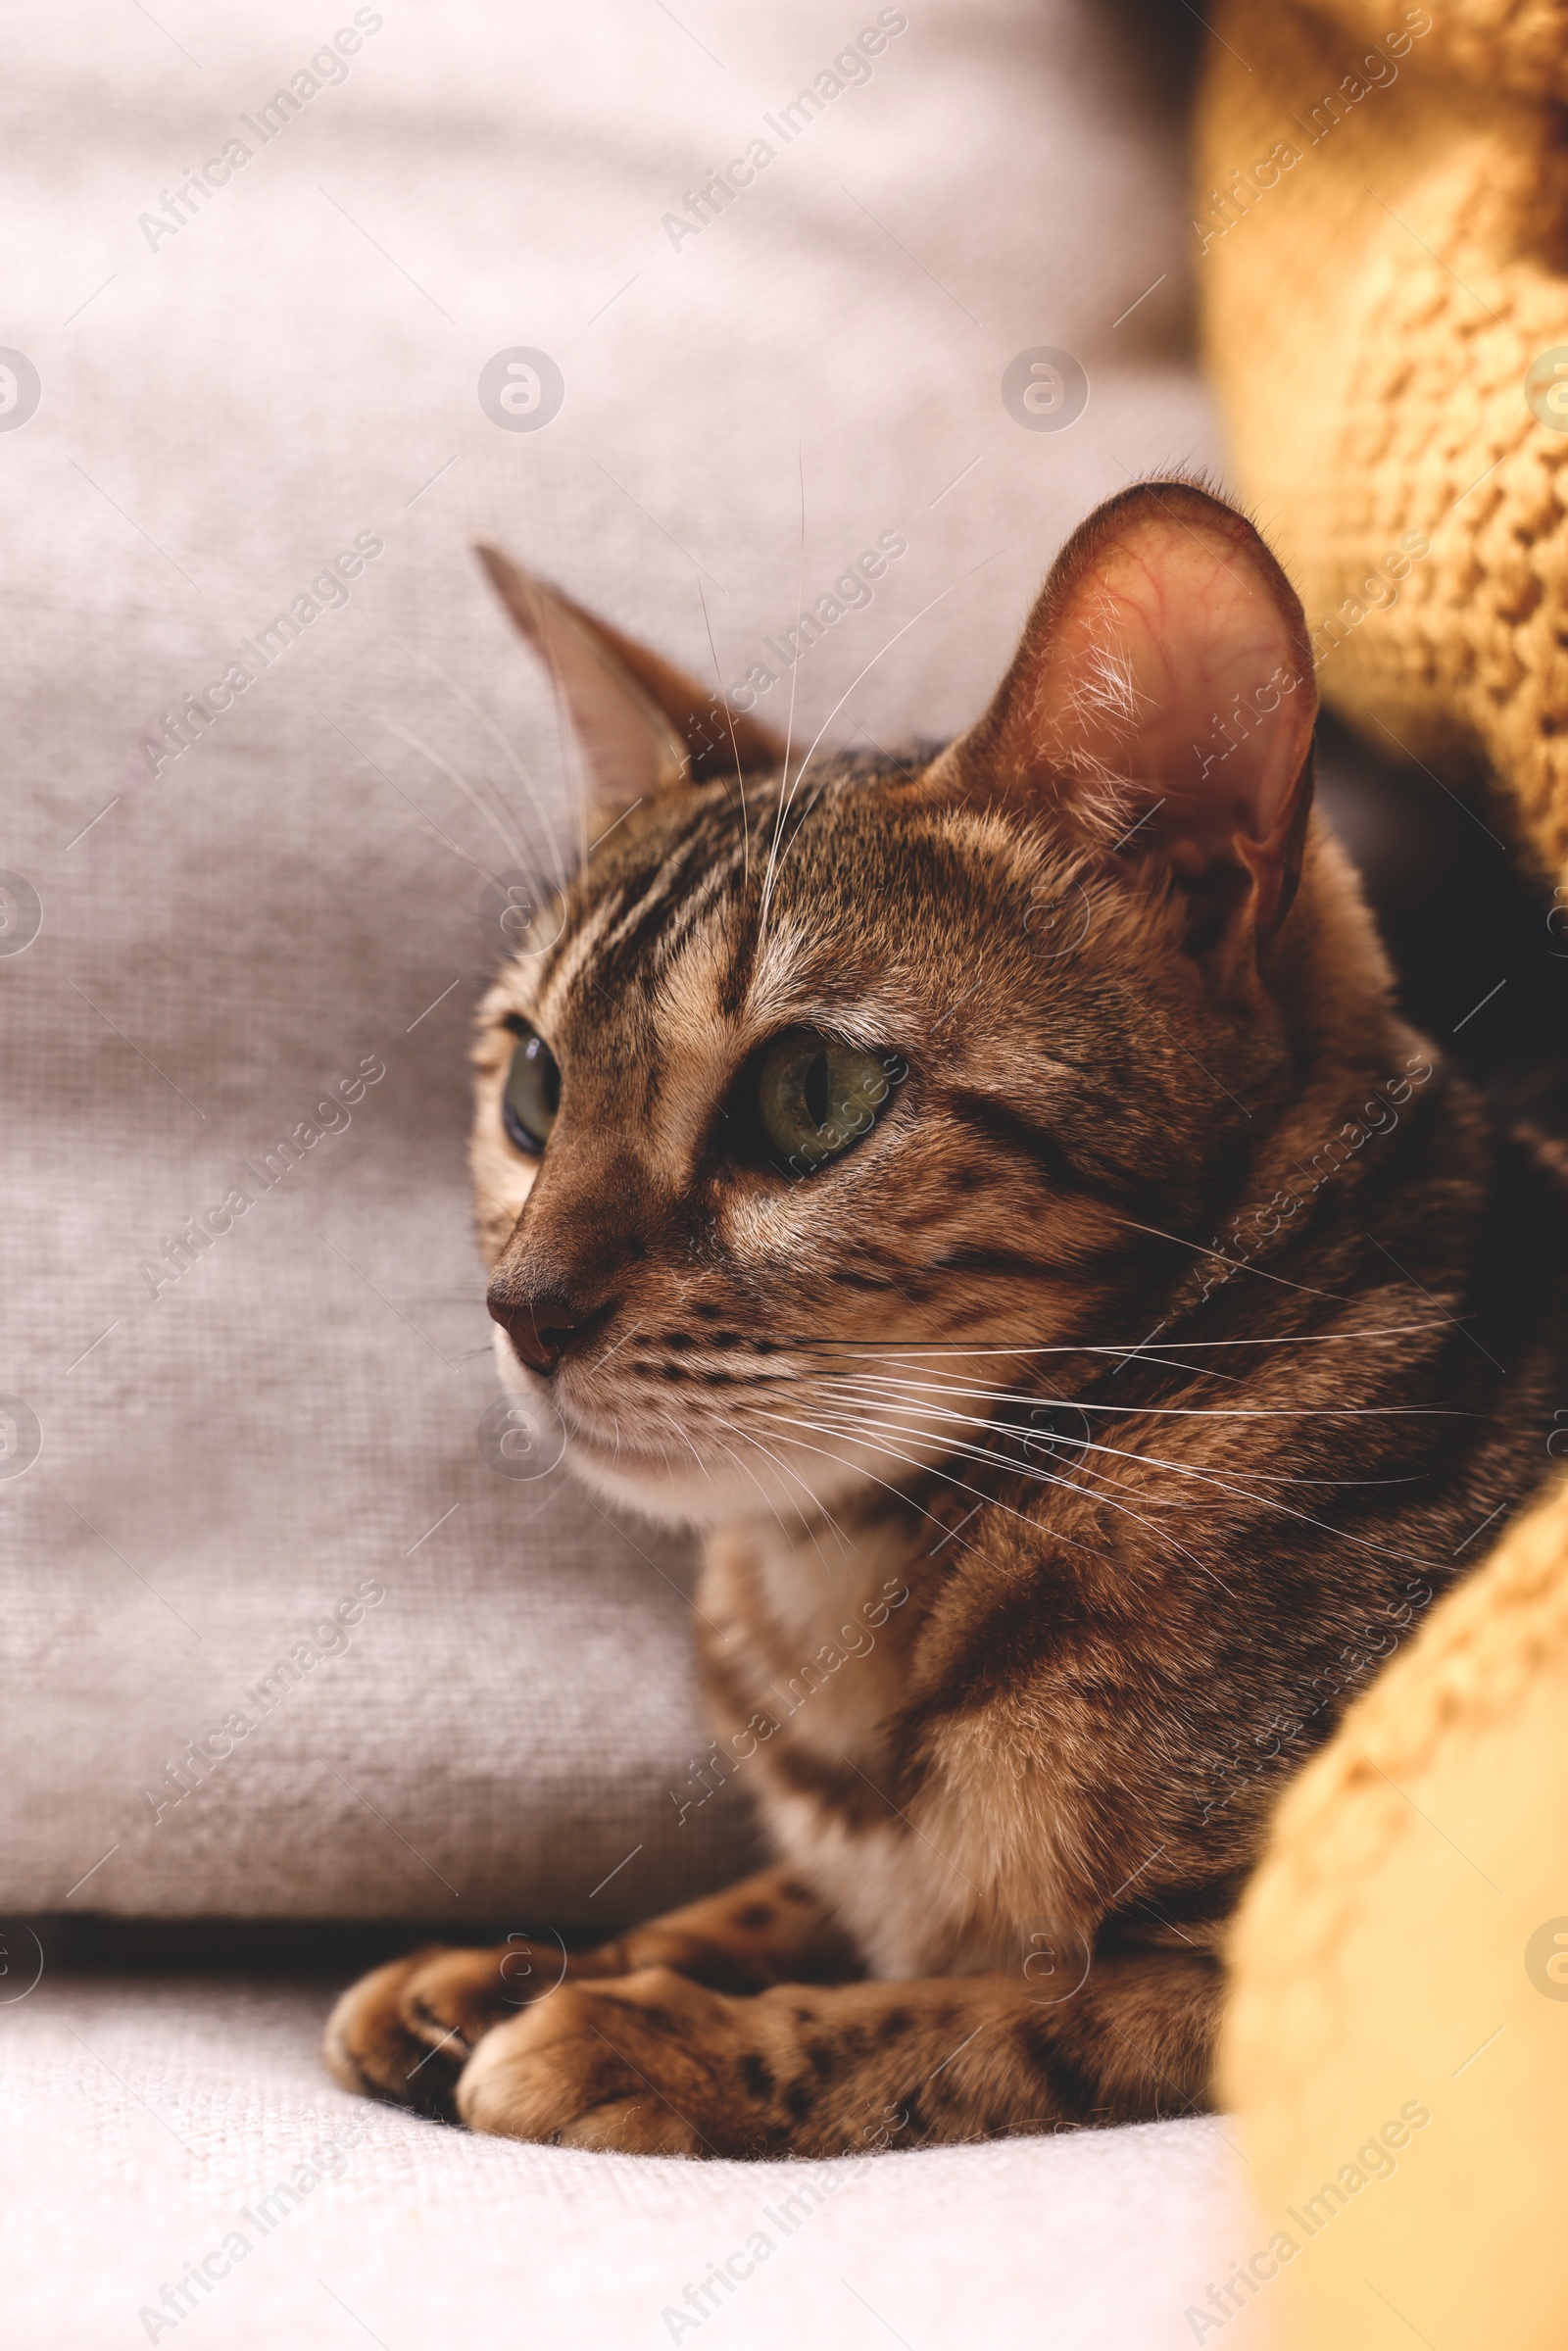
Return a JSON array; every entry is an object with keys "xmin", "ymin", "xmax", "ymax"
[
  {"xmin": 1197, "ymin": 7, "xmax": 1568, "ymax": 2346},
  {"xmin": 1197, "ymin": 0, "xmax": 1568, "ymax": 873}
]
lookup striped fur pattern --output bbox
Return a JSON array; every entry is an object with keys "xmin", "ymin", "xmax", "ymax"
[{"xmin": 326, "ymin": 483, "xmax": 1568, "ymax": 2156}]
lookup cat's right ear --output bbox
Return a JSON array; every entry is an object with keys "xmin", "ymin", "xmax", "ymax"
[
  {"xmin": 474, "ymin": 541, "xmax": 784, "ymax": 824},
  {"xmin": 945, "ymin": 479, "xmax": 1318, "ymax": 966}
]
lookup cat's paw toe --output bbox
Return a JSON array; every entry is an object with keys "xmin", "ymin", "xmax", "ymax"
[
  {"xmin": 325, "ymin": 1940, "xmax": 557, "ymax": 2118},
  {"xmin": 456, "ymin": 1968, "xmax": 759, "ymax": 2155}
]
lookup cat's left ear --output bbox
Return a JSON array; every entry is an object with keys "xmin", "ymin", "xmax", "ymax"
[
  {"xmin": 475, "ymin": 540, "xmax": 784, "ymax": 823},
  {"xmin": 951, "ymin": 479, "xmax": 1318, "ymax": 958}
]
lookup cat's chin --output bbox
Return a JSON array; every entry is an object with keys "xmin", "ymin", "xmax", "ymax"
[
  {"xmin": 487, "ymin": 1353, "xmax": 730, "ymax": 1527},
  {"xmin": 562, "ymin": 1439, "xmax": 732, "ymax": 1530},
  {"xmin": 557, "ymin": 1424, "xmax": 789, "ymax": 1532},
  {"xmin": 558, "ymin": 1419, "xmax": 886, "ymax": 1535}
]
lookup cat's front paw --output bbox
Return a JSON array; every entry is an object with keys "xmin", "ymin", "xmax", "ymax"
[
  {"xmin": 455, "ymin": 1967, "xmax": 781, "ymax": 2155},
  {"xmin": 324, "ymin": 1938, "xmax": 564, "ymax": 2118}
]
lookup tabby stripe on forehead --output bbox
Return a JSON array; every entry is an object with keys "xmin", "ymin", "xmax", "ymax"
[
  {"xmin": 718, "ymin": 920, "xmax": 757, "ymax": 1019},
  {"xmin": 600, "ymin": 867, "xmax": 683, "ymax": 961},
  {"xmin": 643, "ymin": 857, "xmax": 742, "ymax": 979},
  {"xmin": 599, "ymin": 828, "xmax": 729, "ymax": 968},
  {"xmin": 533, "ymin": 887, "xmax": 627, "ymax": 1027}
]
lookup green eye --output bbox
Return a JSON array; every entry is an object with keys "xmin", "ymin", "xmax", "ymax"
[
  {"xmin": 754, "ymin": 1029, "xmax": 898, "ymax": 1177},
  {"xmin": 501, "ymin": 1022, "xmax": 561, "ymax": 1154}
]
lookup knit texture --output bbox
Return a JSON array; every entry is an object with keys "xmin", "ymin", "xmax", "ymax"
[
  {"xmin": 1201, "ymin": 18, "xmax": 1568, "ymax": 2339},
  {"xmin": 1196, "ymin": 0, "xmax": 1568, "ymax": 875},
  {"xmin": 1298, "ymin": 0, "xmax": 1568, "ymax": 94},
  {"xmin": 1219, "ymin": 1475, "xmax": 1568, "ymax": 2349}
]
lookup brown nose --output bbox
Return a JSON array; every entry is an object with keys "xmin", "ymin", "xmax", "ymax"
[{"xmin": 487, "ymin": 1286, "xmax": 608, "ymax": 1378}]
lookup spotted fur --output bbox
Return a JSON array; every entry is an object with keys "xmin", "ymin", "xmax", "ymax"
[{"xmin": 327, "ymin": 483, "xmax": 1568, "ymax": 2155}]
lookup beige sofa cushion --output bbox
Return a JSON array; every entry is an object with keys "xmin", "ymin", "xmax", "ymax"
[
  {"xmin": 0, "ymin": 1973, "xmax": 1250, "ymax": 2347},
  {"xmin": 0, "ymin": 0, "xmax": 1213, "ymax": 1918}
]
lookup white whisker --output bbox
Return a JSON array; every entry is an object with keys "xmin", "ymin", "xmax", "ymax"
[
  {"xmin": 758, "ymin": 544, "xmax": 1013, "ymax": 930},
  {"xmin": 776, "ymin": 1400, "xmax": 1236, "ymax": 1587},
  {"xmin": 710, "ymin": 1431, "xmax": 804, "ymax": 1549},
  {"xmin": 756, "ymin": 450, "xmax": 808, "ymax": 947},
  {"xmin": 753, "ymin": 1405, "xmax": 1124, "ymax": 1567},
  {"xmin": 783, "ymin": 1395, "xmax": 1446, "ymax": 1580},
  {"xmin": 383, "ymin": 716, "xmax": 533, "ymax": 879},
  {"xmin": 821, "ymin": 1378, "xmax": 1455, "ymax": 1466},
  {"xmin": 1102, "ymin": 1212, "xmax": 1349, "ymax": 1302},
  {"xmin": 790, "ymin": 1319, "xmax": 1453, "ymax": 1360},
  {"xmin": 821, "ymin": 1367, "xmax": 1459, "ymax": 1425},
  {"xmin": 713, "ymin": 1418, "xmax": 852, "ymax": 1567},
  {"xmin": 416, "ymin": 653, "xmax": 570, "ymax": 895},
  {"xmin": 696, "ymin": 576, "xmax": 749, "ymax": 890}
]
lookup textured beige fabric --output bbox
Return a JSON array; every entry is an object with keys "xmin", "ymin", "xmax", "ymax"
[
  {"xmin": 0, "ymin": 1975, "xmax": 1254, "ymax": 2348},
  {"xmin": 0, "ymin": 0, "xmax": 1213, "ymax": 1920}
]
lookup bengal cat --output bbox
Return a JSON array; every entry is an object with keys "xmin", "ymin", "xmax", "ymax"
[{"xmin": 325, "ymin": 480, "xmax": 1568, "ymax": 2156}]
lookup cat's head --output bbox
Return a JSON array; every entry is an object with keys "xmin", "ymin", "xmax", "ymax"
[{"xmin": 469, "ymin": 481, "xmax": 1394, "ymax": 1529}]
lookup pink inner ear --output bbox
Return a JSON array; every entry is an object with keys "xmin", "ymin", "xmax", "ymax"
[{"xmin": 1031, "ymin": 511, "xmax": 1318, "ymax": 879}]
